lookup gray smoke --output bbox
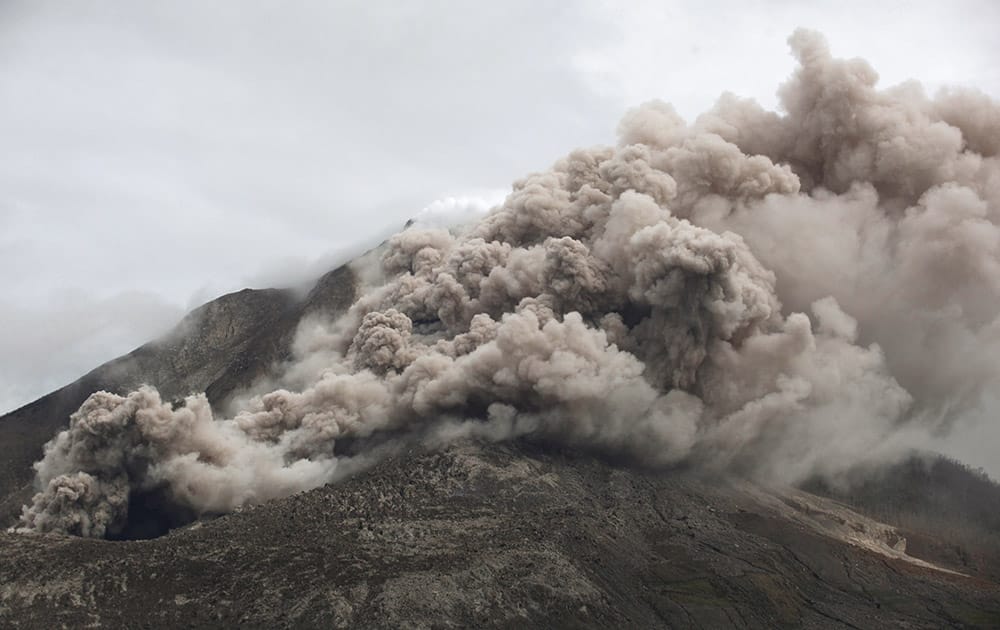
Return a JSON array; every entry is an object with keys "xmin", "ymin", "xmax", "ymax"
[{"xmin": 15, "ymin": 30, "xmax": 1000, "ymax": 538}]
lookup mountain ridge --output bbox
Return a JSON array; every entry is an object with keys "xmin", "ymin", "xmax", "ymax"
[
  {"xmin": 1, "ymin": 262, "xmax": 999, "ymax": 628},
  {"xmin": 0, "ymin": 264, "xmax": 356, "ymax": 529}
]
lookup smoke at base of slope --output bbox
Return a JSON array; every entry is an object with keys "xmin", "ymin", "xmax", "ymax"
[{"xmin": 14, "ymin": 29, "xmax": 1000, "ymax": 538}]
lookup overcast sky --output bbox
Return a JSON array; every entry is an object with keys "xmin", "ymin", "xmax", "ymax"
[{"xmin": 1, "ymin": 0, "xmax": 998, "ymax": 415}]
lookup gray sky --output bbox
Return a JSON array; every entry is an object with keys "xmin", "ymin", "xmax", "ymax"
[{"xmin": 1, "ymin": 0, "xmax": 998, "ymax": 415}]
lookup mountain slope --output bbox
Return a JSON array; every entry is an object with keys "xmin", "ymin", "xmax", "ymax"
[
  {"xmin": 1, "ymin": 441, "xmax": 998, "ymax": 628},
  {"xmin": 1, "ymin": 264, "xmax": 999, "ymax": 628},
  {"xmin": 0, "ymin": 265, "xmax": 356, "ymax": 528},
  {"xmin": 6, "ymin": 27, "xmax": 1000, "ymax": 627}
]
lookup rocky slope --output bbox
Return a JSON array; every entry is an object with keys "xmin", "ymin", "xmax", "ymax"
[
  {"xmin": 1, "ymin": 265, "xmax": 999, "ymax": 628},
  {"xmin": 1, "ymin": 440, "xmax": 999, "ymax": 628},
  {"xmin": 0, "ymin": 265, "xmax": 355, "ymax": 529}
]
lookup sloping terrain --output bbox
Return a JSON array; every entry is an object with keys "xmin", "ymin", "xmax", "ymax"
[
  {"xmin": 802, "ymin": 456, "xmax": 1000, "ymax": 583},
  {"xmin": 0, "ymin": 265, "xmax": 356, "ymax": 528},
  {"xmin": 1, "ymin": 265, "xmax": 999, "ymax": 628},
  {"xmin": 1, "ymin": 441, "xmax": 998, "ymax": 628},
  {"xmin": 4, "ymin": 26, "xmax": 1000, "ymax": 627}
]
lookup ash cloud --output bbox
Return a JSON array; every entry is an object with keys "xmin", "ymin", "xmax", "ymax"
[{"xmin": 16, "ymin": 30, "xmax": 1000, "ymax": 537}]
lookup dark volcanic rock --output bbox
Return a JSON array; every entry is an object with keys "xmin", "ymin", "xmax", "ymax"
[
  {"xmin": 1, "ymin": 262, "xmax": 999, "ymax": 628},
  {"xmin": 1, "ymin": 442, "xmax": 998, "ymax": 628}
]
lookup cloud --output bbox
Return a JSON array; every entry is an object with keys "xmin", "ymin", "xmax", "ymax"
[
  {"xmin": 0, "ymin": 0, "xmax": 619, "ymax": 305},
  {"xmin": 0, "ymin": 291, "xmax": 184, "ymax": 414},
  {"xmin": 574, "ymin": 0, "xmax": 1000, "ymax": 118},
  {"xmin": 14, "ymin": 30, "xmax": 1000, "ymax": 538},
  {"xmin": 0, "ymin": 1, "xmax": 618, "ymax": 416}
]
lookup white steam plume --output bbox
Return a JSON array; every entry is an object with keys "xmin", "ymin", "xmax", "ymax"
[{"xmin": 15, "ymin": 30, "xmax": 1000, "ymax": 538}]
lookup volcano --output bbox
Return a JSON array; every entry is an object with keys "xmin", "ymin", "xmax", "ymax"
[
  {"xmin": 1, "ymin": 264, "xmax": 998, "ymax": 628},
  {"xmin": 3, "ymin": 29, "xmax": 1000, "ymax": 627}
]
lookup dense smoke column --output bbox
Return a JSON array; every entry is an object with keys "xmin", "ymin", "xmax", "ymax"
[{"xmin": 15, "ymin": 29, "xmax": 1000, "ymax": 537}]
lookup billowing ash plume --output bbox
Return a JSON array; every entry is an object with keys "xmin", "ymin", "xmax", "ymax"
[{"xmin": 16, "ymin": 30, "xmax": 1000, "ymax": 538}]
